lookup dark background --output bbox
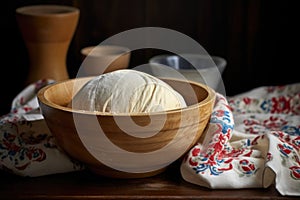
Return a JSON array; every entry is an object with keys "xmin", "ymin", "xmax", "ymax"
[{"xmin": 1, "ymin": 0, "xmax": 299, "ymax": 115}]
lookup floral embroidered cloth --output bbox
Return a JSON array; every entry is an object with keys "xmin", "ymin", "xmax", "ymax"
[
  {"xmin": 0, "ymin": 79, "xmax": 84, "ymax": 177},
  {"xmin": 0, "ymin": 79, "xmax": 299, "ymax": 196},
  {"xmin": 181, "ymin": 83, "xmax": 300, "ymax": 196}
]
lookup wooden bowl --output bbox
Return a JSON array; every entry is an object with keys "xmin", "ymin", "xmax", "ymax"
[{"xmin": 37, "ymin": 76, "xmax": 215, "ymax": 178}]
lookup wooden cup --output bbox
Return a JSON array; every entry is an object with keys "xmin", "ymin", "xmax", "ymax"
[{"xmin": 79, "ymin": 45, "xmax": 131, "ymax": 77}]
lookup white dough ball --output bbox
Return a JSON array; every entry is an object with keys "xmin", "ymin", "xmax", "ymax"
[{"xmin": 69, "ymin": 69, "xmax": 187, "ymax": 113}]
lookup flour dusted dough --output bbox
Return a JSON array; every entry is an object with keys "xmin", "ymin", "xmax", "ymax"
[{"xmin": 69, "ymin": 69, "xmax": 187, "ymax": 113}]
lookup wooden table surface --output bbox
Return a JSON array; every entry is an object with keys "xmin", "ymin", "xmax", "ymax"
[{"xmin": 0, "ymin": 161, "xmax": 297, "ymax": 200}]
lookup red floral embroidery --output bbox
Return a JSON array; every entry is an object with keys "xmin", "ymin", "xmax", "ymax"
[
  {"xmin": 238, "ymin": 159, "xmax": 257, "ymax": 175},
  {"xmin": 271, "ymin": 96, "xmax": 291, "ymax": 114},
  {"xmin": 243, "ymin": 97, "xmax": 251, "ymax": 105},
  {"xmin": 192, "ymin": 147, "xmax": 200, "ymax": 157},
  {"xmin": 290, "ymin": 166, "xmax": 300, "ymax": 179}
]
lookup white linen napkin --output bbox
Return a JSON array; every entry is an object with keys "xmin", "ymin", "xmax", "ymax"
[{"xmin": 180, "ymin": 83, "xmax": 300, "ymax": 196}]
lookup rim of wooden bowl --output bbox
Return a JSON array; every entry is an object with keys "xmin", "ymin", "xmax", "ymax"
[{"xmin": 37, "ymin": 76, "xmax": 216, "ymax": 116}]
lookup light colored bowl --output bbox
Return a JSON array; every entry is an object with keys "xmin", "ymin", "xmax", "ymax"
[
  {"xmin": 79, "ymin": 45, "xmax": 131, "ymax": 76},
  {"xmin": 37, "ymin": 76, "xmax": 215, "ymax": 178},
  {"xmin": 149, "ymin": 54, "xmax": 227, "ymax": 90}
]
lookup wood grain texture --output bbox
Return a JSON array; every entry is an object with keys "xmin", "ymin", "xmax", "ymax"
[{"xmin": 0, "ymin": 162, "xmax": 296, "ymax": 200}]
